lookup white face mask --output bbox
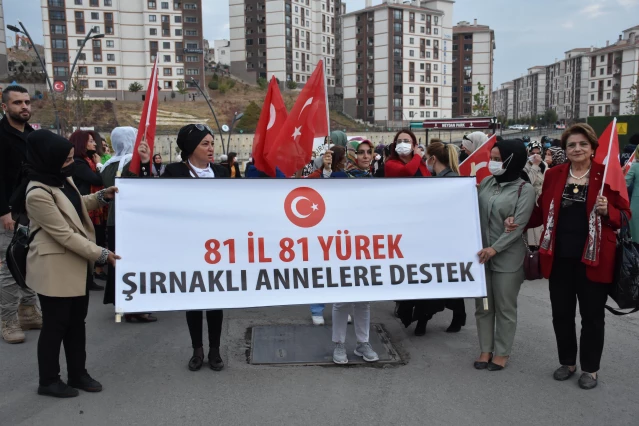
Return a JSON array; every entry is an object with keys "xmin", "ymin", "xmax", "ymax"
[
  {"xmin": 395, "ymin": 142, "xmax": 412, "ymax": 155},
  {"xmin": 489, "ymin": 154, "xmax": 513, "ymax": 176},
  {"xmin": 374, "ymin": 154, "xmax": 381, "ymax": 161},
  {"xmin": 426, "ymin": 157, "xmax": 436, "ymax": 174}
]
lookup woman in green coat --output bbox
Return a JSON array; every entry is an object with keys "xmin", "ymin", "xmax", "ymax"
[{"xmin": 624, "ymin": 141, "xmax": 639, "ymax": 247}]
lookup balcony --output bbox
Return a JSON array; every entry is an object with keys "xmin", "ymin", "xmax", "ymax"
[
  {"xmin": 613, "ymin": 84, "xmax": 620, "ymax": 92},
  {"xmin": 613, "ymin": 69, "xmax": 621, "ymax": 77},
  {"xmin": 614, "ymin": 57, "xmax": 622, "ymax": 66},
  {"xmin": 612, "ymin": 97, "xmax": 620, "ymax": 104}
]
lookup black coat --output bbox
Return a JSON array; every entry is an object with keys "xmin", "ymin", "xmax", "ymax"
[
  {"xmin": 160, "ymin": 162, "xmax": 230, "ymax": 178},
  {"xmin": 72, "ymin": 157, "xmax": 103, "ymax": 195},
  {"xmin": 0, "ymin": 116, "xmax": 34, "ymax": 216}
]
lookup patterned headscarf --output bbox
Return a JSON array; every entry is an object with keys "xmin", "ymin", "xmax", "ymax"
[
  {"xmin": 547, "ymin": 146, "xmax": 567, "ymax": 168},
  {"xmin": 345, "ymin": 140, "xmax": 373, "ymax": 177}
]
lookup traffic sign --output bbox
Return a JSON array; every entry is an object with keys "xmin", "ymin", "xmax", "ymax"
[
  {"xmin": 421, "ymin": 118, "xmax": 494, "ymax": 130},
  {"xmin": 53, "ymin": 81, "xmax": 66, "ymax": 92}
]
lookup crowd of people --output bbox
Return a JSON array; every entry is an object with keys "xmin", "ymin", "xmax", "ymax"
[{"xmin": 0, "ymin": 85, "xmax": 636, "ymax": 398}]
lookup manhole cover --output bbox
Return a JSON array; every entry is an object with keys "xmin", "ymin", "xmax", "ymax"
[{"xmin": 250, "ymin": 324, "xmax": 402, "ymax": 365}]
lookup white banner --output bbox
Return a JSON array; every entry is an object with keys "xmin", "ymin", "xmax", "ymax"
[{"xmin": 115, "ymin": 178, "xmax": 486, "ymax": 313}]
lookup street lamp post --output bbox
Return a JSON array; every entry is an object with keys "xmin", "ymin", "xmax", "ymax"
[
  {"xmin": 226, "ymin": 112, "xmax": 244, "ymax": 155},
  {"xmin": 68, "ymin": 27, "xmax": 105, "ymax": 98},
  {"xmin": 189, "ymin": 77, "xmax": 227, "ymax": 154},
  {"xmin": 8, "ymin": 20, "xmax": 60, "ymax": 132}
]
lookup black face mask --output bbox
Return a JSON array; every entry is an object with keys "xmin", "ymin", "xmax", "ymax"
[
  {"xmin": 60, "ymin": 163, "xmax": 75, "ymax": 177},
  {"xmin": 87, "ymin": 150, "xmax": 97, "ymax": 158}
]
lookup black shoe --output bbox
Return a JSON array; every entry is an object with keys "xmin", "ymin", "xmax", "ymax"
[
  {"xmin": 188, "ymin": 354, "xmax": 203, "ymax": 371},
  {"xmin": 208, "ymin": 348, "xmax": 224, "ymax": 371},
  {"xmin": 68, "ymin": 373, "xmax": 102, "ymax": 392},
  {"xmin": 88, "ymin": 281, "xmax": 104, "ymax": 291},
  {"xmin": 38, "ymin": 380, "xmax": 79, "ymax": 398},
  {"xmin": 414, "ymin": 320, "xmax": 427, "ymax": 336},
  {"xmin": 553, "ymin": 365, "xmax": 576, "ymax": 381},
  {"xmin": 578, "ymin": 373, "xmax": 598, "ymax": 390},
  {"xmin": 446, "ymin": 315, "xmax": 466, "ymax": 333},
  {"xmin": 487, "ymin": 361, "xmax": 505, "ymax": 371},
  {"xmin": 473, "ymin": 354, "xmax": 492, "ymax": 370}
]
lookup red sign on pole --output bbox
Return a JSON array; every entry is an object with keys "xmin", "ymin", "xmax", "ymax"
[
  {"xmin": 421, "ymin": 118, "xmax": 494, "ymax": 130},
  {"xmin": 53, "ymin": 81, "xmax": 66, "ymax": 92}
]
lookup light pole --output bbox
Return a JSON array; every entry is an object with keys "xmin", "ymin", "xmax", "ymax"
[
  {"xmin": 68, "ymin": 27, "xmax": 104, "ymax": 98},
  {"xmin": 8, "ymin": 21, "xmax": 60, "ymax": 132},
  {"xmin": 189, "ymin": 77, "xmax": 227, "ymax": 154},
  {"xmin": 226, "ymin": 112, "xmax": 244, "ymax": 155}
]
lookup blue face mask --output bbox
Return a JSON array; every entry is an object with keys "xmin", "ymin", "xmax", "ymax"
[{"xmin": 544, "ymin": 143, "xmax": 551, "ymax": 148}]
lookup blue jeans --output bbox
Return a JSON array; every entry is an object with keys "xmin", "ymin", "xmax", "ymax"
[{"xmin": 310, "ymin": 304, "xmax": 325, "ymax": 316}]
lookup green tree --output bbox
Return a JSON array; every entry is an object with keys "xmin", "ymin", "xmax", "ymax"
[
  {"xmin": 627, "ymin": 74, "xmax": 639, "ymax": 115},
  {"xmin": 176, "ymin": 80, "xmax": 189, "ymax": 101},
  {"xmin": 234, "ymin": 101, "xmax": 261, "ymax": 132},
  {"xmin": 286, "ymin": 80, "xmax": 298, "ymax": 90},
  {"xmin": 257, "ymin": 77, "xmax": 268, "ymax": 90},
  {"xmin": 208, "ymin": 80, "xmax": 219, "ymax": 90},
  {"xmin": 128, "ymin": 82, "xmax": 143, "ymax": 93},
  {"xmin": 543, "ymin": 108, "xmax": 558, "ymax": 126},
  {"xmin": 212, "ymin": 73, "xmax": 219, "ymax": 81},
  {"xmin": 472, "ymin": 82, "xmax": 490, "ymax": 116}
]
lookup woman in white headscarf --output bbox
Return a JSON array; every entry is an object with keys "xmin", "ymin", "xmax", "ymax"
[
  {"xmin": 100, "ymin": 128, "xmax": 157, "ymax": 322},
  {"xmin": 461, "ymin": 131, "xmax": 489, "ymax": 159}
]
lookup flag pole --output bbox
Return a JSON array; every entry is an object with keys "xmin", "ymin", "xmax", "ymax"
[
  {"xmin": 146, "ymin": 56, "xmax": 159, "ymax": 130},
  {"xmin": 323, "ymin": 59, "xmax": 330, "ymax": 140},
  {"xmin": 599, "ymin": 117, "xmax": 617, "ymax": 197}
]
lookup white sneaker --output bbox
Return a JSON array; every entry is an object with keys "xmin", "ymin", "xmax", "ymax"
[
  {"xmin": 312, "ymin": 315, "xmax": 325, "ymax": 326},
  {"xmin": 348, "ymin": 314, "xmax": 352, "ymax": 324}
]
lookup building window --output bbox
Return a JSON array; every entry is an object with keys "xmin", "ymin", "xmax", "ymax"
[
  {"xmin": 589, "ymin": 106, "xmax": 594, "ymax": 116},
  {"xmin": 106, "ymin": 40, "xmax": 114, "ymax": 48},
  {"xmin": 93, "ymin": 40, "xmax": 101, "ymax": 48},
  {"xmin": 163, "ymin": 55, "xmax": 171, "ymax": 62},
  {"xmin": 591, "ymin": 94, "xmax": 595, "ymax": 101},
  {"xmin": 175, "ymin": 29, "xmax": 182, "ymax": 36},
  {"xmin": 393, "ymin": 10, "xmax": 402, "ymax": 19},
  {"xmin": 186, "ymin": 30, "xmax": 198, "ymax": 36},
  {"xmin": 184, "ymin": 3, "xmax": 197, "ymax": 9},
  {"xmin": 90, "ymin": 0, "xmax": 99, "ymax": 5},
  {"xmin": 434, "ymin": 28, "xmax": 439, "ymax": 35},
  {"xmin": 163, "ymin": 68, "xmax": 172, "ymax": 76},
  {"xmin": 149, "ymin": 15, "xmax": 157, "ymax": 22},
  {"xmin": 186, "ymin": 68, "xmax": 200, "ymax": 75},
  {"xmin": 94, "ymin": 54, "xmax": 102, "ymax": 61},
  {"xmin": 148, "ymin": 1, "xmax": 156, "ymax": 8},
  {"xmin": 75, "ymin": 11, "xmax": 84, "ymax": 19},
  {"xmin": 164, "ymin": 81, "xmax": 172, "ymax": 89},
  {"xmin": 186, "ymin": 56, "xmax": 198, "ymax": 62},
  {"xmin": 78, "ymin": 53, "xmax": 86, "ymax": 60},
  {"xmin": 607, "ymin": 93, "xmax": 611, "ymax": 100},
  {"xmin": 433, "ymin": 112, "xmax": 438, "ymax": 118},
  {"xmin": 185, "ymin": 17, "xmax": 198, "ymax": 23},
  {"xmin": 94, "ymin": 67, "xmax": 103, "ymax": 74},
  {"xmin": 186, "ymin": 43, "xmax": 198, "ymax": 49},
  {"xmin": 53, "ymin": 66, "xmax": 68, "ymax": 76},
  {"xmin": 49, "ymin": 10, "xmax": 65, "ymax": 20},
  {"xmin": 175, "ymin": 16, "xmax": 182, "ymax": 23},
  {"xmin": 163, "ymin": 42, "xmax": 171, "ymax": 49},
  {"xmin": 434, "ymin": 76, "xmax": 438, "ymax": 83},
  {"xmin": 177, "ymin": 68, "xmax": 184, "ymax": 75},
  {"xmin": 95, "ymin": 80, "xmax": 104, "ymax": 88},
  {"xmin": 50, "ymin": 25, "xmax": 67, "ymax": 35},
  {"xmin": 51, "ymin": 39, "xmax": 67, "ymax": 49},
  {"xmin": 107, "ymin": 67, "xmax": 116, "ymax": 75},
  {"xmin": 176, "ymin": 55, "xmax": 183, "ymax": 62},
  {"xmin": 161, "ymin": 1, "xmax": 169, "ymax": 8},
  {"xmin": 105, "ymin": 0, "xmax": 112, "ymax": 5},
  {"xmin": 91, "ymin": 12, "xmax": 99, "ymax": 19},
  {"xmin": 75, "ymin": 0, "xmax": 82, "ymax": 4},
  {"xmin": 107, "ymin": 54, "xmax": 115, "ymax": 61},
  {"xmin": 78, "ymin": 66, "xmax": 87, "ymax": 75},
  {"xmin": 108, "ymin": 80, "xmax": 117, "ymax": 89},
  {"xmin": 150, "ymin": 28, "xmax": 157, "ymax": 35}
]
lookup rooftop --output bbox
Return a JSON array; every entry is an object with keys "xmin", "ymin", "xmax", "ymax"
[{"xmin": 342, "ymin": 2, "xmax": 444, "ymax": 18}]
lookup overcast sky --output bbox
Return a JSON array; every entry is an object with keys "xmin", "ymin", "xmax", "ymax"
[{"xmin": 4, "ymin": 0, "xmax": 638, "ymax": 86}]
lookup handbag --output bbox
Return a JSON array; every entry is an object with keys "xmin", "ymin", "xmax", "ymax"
[
  {"xmin": 523, "ymin": 234, "xmax": 543, "ymax": 281},
  {"xmin": 5, "ymin": 186, "xmax": 53, "ymax": 289},
  {"xmin": 606, "ymin": 211, "xmax": 639, "ymax": 315}
]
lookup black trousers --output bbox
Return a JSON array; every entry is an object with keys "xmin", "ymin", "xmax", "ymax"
[
  {"xmin": 103, "ymin": 226, "xmax": 115, "ymax": 305},
  {"xmin": 549, "ymin": 258, "xmax": 609, "ymax": 373},
  {"xmin": 186, "ymin": 310, "xmax": 223, "ymax": 349},
  {"xmin": 37, "ymin": 270, "xmax": 91, "ymax": 386}
]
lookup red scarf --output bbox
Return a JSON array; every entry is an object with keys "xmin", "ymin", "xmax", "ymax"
[{"xmin": 86, "ymin": 156, "xmax": 109, "ymax": 226}]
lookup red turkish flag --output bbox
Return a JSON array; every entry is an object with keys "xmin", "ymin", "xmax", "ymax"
[
  {"xmin": 596, "ymin": 120, "xmax": 629, "ymax": 203},
  {"xmin": 129, "ymin": 58, "xmax": 159, "ymax": 175},
  {"xmin": 458, "ymin": 134, "xmax": 496, "ymax": 184},
  {"xmin": 623, "ymin": 151, "xmax": 635, "ymax": 176},
  {"xmin": 252, "ymin": 76, "xmax": 288, "ymax": 177},
  {"xmin": 265, "ymin": 60, "xmax": 328, "ymax": 177}
]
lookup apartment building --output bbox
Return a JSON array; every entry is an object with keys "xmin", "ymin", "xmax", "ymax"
[
  {"xmin": 451, "ymin": 19, "xmax": 494, "ymax": 117},
  {"xmin": 544, "ymin": 48, "xmax": 591, "ymax": 123},
  {"xmin": 342, "ymin": 0, "xmax": 454, "ymax": 125},
  {"xmin": 214, "ymin": 39, "xmax": 231, "ymax": 66},
  {"xmin": 41, "ymin": 0, "xmax": 205, "ymax": 99},
  {"xmin": 587, "ymin": 26, "xmax": 639, "ymax": 117},
  {"xmin": 512, "ymin": 66, "xmax": 546, "ymax": 121},
  {"xmin": 0, "ymin": 0, "xmax": 8, "ymax": 79},
  {"xmin": 492, "ymin": 81, "xmax": 514, "ymax": 120},
  {"xmin": 229, "ymin": 0, "xmax": 344, "ymax": 93}
]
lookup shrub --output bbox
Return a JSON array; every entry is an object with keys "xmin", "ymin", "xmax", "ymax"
[
  {"xmin": 257, "ymin": 77, "xmax": 268, "ymax": 90},
  {"xmin": 286, "ymin": 80, "xmax": 298, "ymax": 90},
  {"xmin": 208, "ymin": 80, "xmax": 219, "ymax": 90}
]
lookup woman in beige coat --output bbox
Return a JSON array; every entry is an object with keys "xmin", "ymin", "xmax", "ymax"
[{"xmin": 20, "ymin": 130, "xmax": 119, "ymax": 398}]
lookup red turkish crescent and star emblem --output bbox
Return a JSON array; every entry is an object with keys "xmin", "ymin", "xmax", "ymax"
[
  {"xmin": 53, "ymin": 81, "xmax": 66, "ymax": 92},
  {"xmin": 284, "ymin": 187, "xmax": 326, "ymax": 228}
]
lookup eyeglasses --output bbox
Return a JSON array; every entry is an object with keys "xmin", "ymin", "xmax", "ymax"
[{"xmin": 188, "ymin": 123, "xmax": 213, "ymax": 136}]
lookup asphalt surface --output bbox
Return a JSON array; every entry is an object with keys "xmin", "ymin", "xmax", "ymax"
[{"xmin": 1, "ymin": 279, "xmax": 638, "ymax": 426}]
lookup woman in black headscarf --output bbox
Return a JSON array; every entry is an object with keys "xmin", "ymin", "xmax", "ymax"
[
  {"xmin": 137, "ymin": 124, "xmax": 229, "ymax": 372},
  {"xmin": 18, "ymin": 130, "xmax": 119, "ymax": 398},
  {"xmin": 473, "ymin": 140, "xmax": 536, "ymax": 371}
]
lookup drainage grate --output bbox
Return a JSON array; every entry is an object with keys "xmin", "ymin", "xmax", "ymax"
[{"xmin": 249, "ymin": 323, "xmax": 402, "ymax": 366}]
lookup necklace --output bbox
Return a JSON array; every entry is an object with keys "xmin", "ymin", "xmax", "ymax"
[{"xmin": 569, "ymin": 165, "xmax": 591, "ymax": 194}]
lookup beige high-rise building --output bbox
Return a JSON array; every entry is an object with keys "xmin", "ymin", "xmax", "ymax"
[
  {"xmin": 512, "ymin": 66, "xmax": 546, "ymax": 122},
  {"xmin": 492, "ymin": 81, "xmax": 514, "ymax": 120},
  {"xmin": 342, "ymin": 0, "xmax": 454, "ymax": 125},
  {"xmin": 229, "ymin": 0, "xmax": 344, "ymax": 93},
  {"xmin": 41, "ymin": 0, "xmax": 205, "ymax": 99},
  {"xmin": 451, "ymin": 19, "xmax": 495, "ymax": 117},
  {"xmin": 0, "ymin": 0, "xmax": 8, "ymax": 79}
]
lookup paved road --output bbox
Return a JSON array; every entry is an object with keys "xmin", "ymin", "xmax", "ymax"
[{"xmin": 1, "ymin": 279, "xmax": 638, "ymax": 426}]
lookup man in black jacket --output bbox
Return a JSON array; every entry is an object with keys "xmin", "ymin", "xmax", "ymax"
[{"xmin": 0, "ymin": 85, "xmax": 42, "ymax": 344}]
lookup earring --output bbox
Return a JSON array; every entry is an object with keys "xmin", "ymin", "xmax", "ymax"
[{"xmin": 591, "ymin": 154, "xmax": 594, "ymax": 158}]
